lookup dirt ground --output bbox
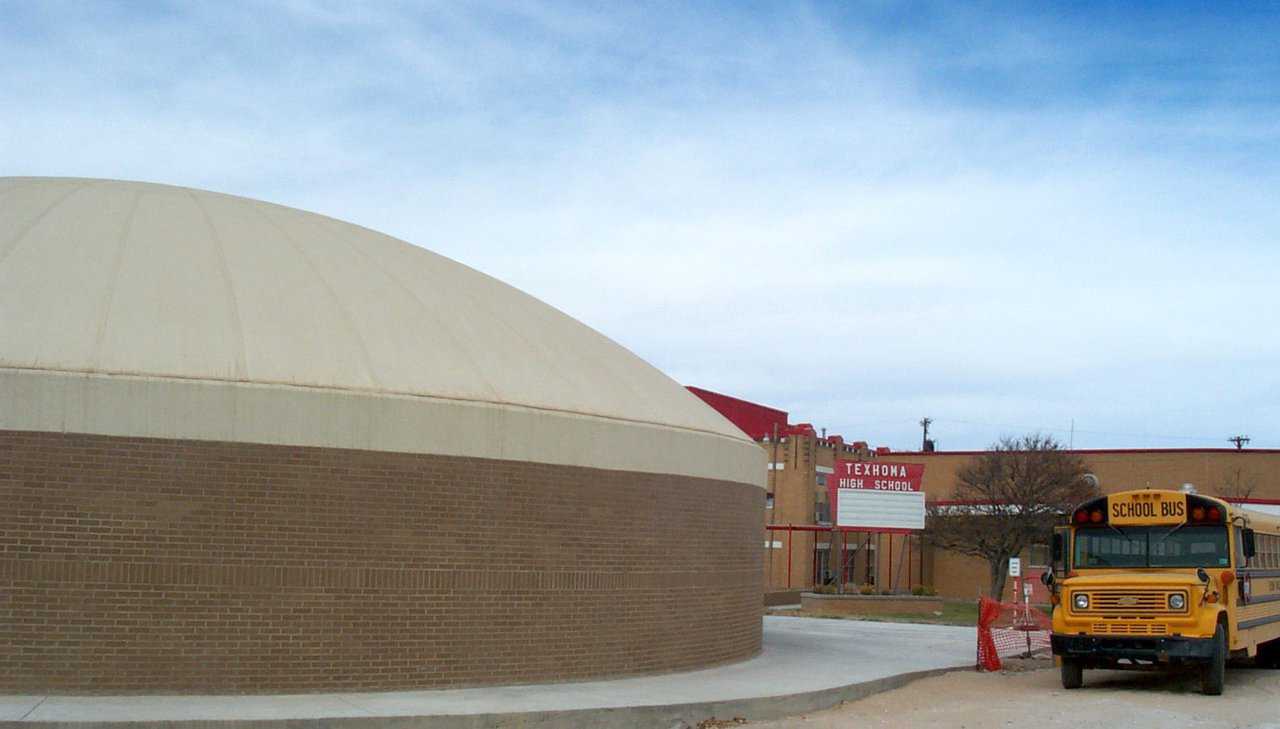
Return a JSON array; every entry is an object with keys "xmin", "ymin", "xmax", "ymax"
[{"xmin": 746, "ymin": 662, "xmax": 1280, "ymax": 729}]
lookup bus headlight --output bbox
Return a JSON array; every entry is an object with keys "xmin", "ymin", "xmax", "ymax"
[
  {"xmin": 1168, "ymin": 593, "xmax": 1186, "ymax": 610},
  {"xmin": 1073, "ymin": 593, "xmax": 1089, "ymax": 610}
]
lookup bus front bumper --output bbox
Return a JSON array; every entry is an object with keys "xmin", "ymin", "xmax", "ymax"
[{"xmin": 1050, "ymin": 634, "xmax": 1216, "ymax": 663}]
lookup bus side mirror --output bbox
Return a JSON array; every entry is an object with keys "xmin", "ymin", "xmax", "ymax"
[
  {"xmin": 1242, "ymin": 528, "xmax": 1257, "ymax": 559},
  {"xmin": 1040, "ymin": 570, "xmax": 1054, "ymax": 587}
]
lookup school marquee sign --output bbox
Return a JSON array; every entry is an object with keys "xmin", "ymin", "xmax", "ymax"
[{"xmin": 828, "ymin": 460, "xmax": 927, "ymax": 531}]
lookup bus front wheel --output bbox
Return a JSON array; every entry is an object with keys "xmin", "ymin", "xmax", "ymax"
[
  {"xmin": 1200, "ymin": 624, "xmax": 1226, "ymax": 696},
  {"xmin": 1060, "ymin": 657, "xmax": 1083, "ymax": 689}
]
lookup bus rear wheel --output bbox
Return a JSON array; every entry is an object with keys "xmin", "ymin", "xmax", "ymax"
[
  {"xmin": 1200, "ymin": 624, "xmax": 1226, "ymax": 695},
  {"xmin": 1060, "ymin": 657, "xmax": 1083, "ymax": 689}
]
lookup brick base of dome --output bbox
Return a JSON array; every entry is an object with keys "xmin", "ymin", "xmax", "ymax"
[{"xmin": 0, "ymin": 430, "xmax": 762, "ymax": 693}]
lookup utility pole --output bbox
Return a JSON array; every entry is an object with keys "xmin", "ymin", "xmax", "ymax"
[
  {"xmin": 1228, "ymin": 435, "xmax": 1251, "ymax": 451},
  {"xmin": 919, "ymin": 417, "xmax": 933, "ymax": 452}
]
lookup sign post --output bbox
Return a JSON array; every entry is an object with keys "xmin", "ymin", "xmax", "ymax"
[{"xmin": 1009, "ymin": 557, "xmax": 1022, "ymax": 606}]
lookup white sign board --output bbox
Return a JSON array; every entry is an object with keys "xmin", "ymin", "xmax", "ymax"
[
  {"xmin": 834, "ymin": 488, "xmax": 926, "ymax": 531},
  {"xmin": 830, "ymin": 461, "xmax": 926, "ymax": 531},
  {"xmin": 1008, "ymin": 557, "xmax": 1021, "ymax": 577}
]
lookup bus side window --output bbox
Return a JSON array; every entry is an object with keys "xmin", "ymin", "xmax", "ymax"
[
  {"xmin": 1248, "ymin": 531, "xmax": 1279, "ymax": 569},
  {"xmin": 1261, "ymin": 533, "xmax": 1277, "ymax": 569}
]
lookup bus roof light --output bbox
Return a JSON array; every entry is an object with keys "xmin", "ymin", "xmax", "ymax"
[{"xmin": 1090, "ymin": 509, "xmax": 1103, "ymax": 523}]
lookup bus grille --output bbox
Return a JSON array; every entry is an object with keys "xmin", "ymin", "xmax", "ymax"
[
  {"xmin": 1092, "ymin": 622, "xmax": 1168, "ymax": 635},
  {"xmin": 1082, "ymin": 590, "xmax": 1183, "ymax": 615}
]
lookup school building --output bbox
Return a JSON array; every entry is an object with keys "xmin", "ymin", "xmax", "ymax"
[{"xmin": 688, "ymin": 387, "xmax": 1280, "ymax": 602}]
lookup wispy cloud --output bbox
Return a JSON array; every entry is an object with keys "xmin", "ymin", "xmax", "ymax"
[{"xmin": 2, "ymin": 1, "xmax": 1277, "ymax": 449}]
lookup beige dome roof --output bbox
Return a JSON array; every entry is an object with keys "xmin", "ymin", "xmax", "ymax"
[{"xmin": 0, "ymin": 177, "xmax": 762, "ymax": 485}]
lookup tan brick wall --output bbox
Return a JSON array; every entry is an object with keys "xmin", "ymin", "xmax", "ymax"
[
  {"xmin": 760, "ymin": 438, "xmax": 1280, "ymax": 600},
  {"xmin": 762, "ymin": 437, "xmax": 926, "ymax": 593},
  {"xmin": 928, "ymin": 548, "xmax": 995, "ymax": 600},
  {"xmin": 0, "ymin": 430, "xmax": 762, "ymax": 693},
  {"xmin": 897, "ymin": 448, "xmax": 1280, "ymax": 599},
  {"xmin": 888, "ymin": 449, "xmax": 1280, "ymax": 502}
]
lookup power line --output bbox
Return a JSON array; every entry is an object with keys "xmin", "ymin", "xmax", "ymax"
[
  {"xmin": 801, "ymin": 415, "xmax": 1271, "ymax": 450},
  {"xmin": 930, "ymin": 417, "xmax": 1234, "ymax": 444}
]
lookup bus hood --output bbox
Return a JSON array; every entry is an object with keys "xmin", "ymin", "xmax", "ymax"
[{"xmin": 1062, "ymin": 571, "xmax": 1209, "ymax": 588}]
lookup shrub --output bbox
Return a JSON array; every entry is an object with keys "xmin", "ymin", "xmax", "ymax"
[{"xmin": 858, "ymin": 583, "xmax": 876, "ymax": 595}]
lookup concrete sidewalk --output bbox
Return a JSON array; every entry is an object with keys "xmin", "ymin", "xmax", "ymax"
[{"xmin": 0, "ymin": 617, "xmax": 976, "ymax": 727}]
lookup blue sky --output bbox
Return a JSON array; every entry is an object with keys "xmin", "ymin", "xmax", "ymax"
[{"xmin": 3, "ymin": 1, "xmax": 1278, "ymax": 450}]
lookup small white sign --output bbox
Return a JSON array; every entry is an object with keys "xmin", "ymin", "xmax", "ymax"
[
  {"xmin": 1008, "ymin": 557, "xmax": 1021, "ymax": 577},
  {"xmin": 1023, "ymin": 582, "xmax": 1033, "ymax": 598}
]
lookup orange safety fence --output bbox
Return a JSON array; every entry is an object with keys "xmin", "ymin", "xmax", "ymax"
[{"xmin": 976, "ymin": 596, "xmax": 1053, "ymax": 671}]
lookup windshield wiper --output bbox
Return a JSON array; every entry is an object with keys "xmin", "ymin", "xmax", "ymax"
[
  {"xmin": 1104, "ymin": 523, "xmax": 1129, "ymax": 539},
  {"xmin": 1153, "ymin": 522, "xmax": 1186, "ymax": 545}
]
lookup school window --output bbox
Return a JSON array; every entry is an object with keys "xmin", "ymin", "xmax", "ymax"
[
  {"xmin": 814, "ymin": 496, "xmax": 831, "ymax": 524},
  {"xmin": 1027, "ymin": 543, "xmax": 1050, "ymax": 568}
]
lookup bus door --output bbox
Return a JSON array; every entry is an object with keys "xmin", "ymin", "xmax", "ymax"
[
  {"xmin": 1052, "ymin": 526, "xmax": 1071, "ymax": 576},
  {"xmin": 1042, "ymin": 526, "xmax": 1072, "ymax": 595}
]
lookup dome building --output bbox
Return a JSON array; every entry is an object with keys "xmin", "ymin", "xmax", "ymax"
[{"xmin": 0, "ymin": 177, "xmax": 764, "ymax": 693}]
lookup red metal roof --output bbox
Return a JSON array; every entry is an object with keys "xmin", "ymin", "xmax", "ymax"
[{"xmin": 686, "ymin": 386, "xmax": 787, "ymax": 441}]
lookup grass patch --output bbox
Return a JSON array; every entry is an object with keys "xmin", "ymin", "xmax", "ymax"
[{"xmin": 790, "ymin": 600, "xmax": 980, "ymax": 626}]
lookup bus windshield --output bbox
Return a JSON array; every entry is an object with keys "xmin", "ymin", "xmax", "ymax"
[{"xmin": 1073, "ymin": 525, "xmax": 1230, "ymax": 569}]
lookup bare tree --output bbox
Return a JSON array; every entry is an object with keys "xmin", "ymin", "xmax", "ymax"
[
  {"xmin": 925, "ymin": 434, "xmax": 1096, "ymax": 598},
  {"xmin": 1218, "ymin": 467, "xmax": 1257, "ymax": 501}
]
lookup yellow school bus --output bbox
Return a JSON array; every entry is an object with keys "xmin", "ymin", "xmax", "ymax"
[{"xmin": 1045, "ymin": 488, "xmax": 1280, "ymax": 694}]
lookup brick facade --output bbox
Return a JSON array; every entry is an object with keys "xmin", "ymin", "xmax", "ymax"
[
  {"xmin": 900, "ymin": 448, "xmax": 1280, "ymax": 599},
  {"xmin": 891, "ymin": 448, "xmax": 1280, "ymax": 503},
  {"xmin": 760, "ymin": 434, "xmax": 1280, "ymax": 598},
  {"xmin": 763, "ymin": 436, "xmax": 916, "ymax": 594},
  {"xmin": 0, "ymin": 430, "xmax": 762, "ymax": 693}
]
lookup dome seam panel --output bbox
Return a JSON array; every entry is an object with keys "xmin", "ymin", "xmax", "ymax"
[
  {"xmin": 89, "ymin": 190, "xmax": 143, "ymax": 373},
  {"xmin": 250, "ymin": 202, "xmax": 382, "ymax": 390},
  {"xmin": 189, "ymin": 191, "xmax": 249, "ymax": 380},
  {"xmin": 0, "ymin": 181, "xmax": 92, "ymax": 266},
  {"xmin": 305, "ymin": 213, "xmax": 504, "ymax": 403}
]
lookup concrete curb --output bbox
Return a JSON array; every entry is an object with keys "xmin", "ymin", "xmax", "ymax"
[{"xmin": 2, "ymin": 664, "xmax": 972, "ymax": 729}]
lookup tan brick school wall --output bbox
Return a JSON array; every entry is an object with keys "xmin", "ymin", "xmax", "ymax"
[
  {"xmin": 761, "ymin": 435, "xmax": 1280, "ymax": 599},
  {"xmin": 0, "ymin": 430, "xmax": 763, "ymax": 694},
  {"xmin": 900, "ymin": 448, "xmax": 1280, "ymax": 600},
  {"xmin": 891, "ymin": 448, "xmax": 1280, "ymax": 503},
  {"xmin": 762, "ymin": 436, "xmax": 923, "ymax": 594}
]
